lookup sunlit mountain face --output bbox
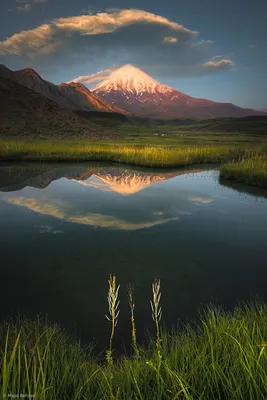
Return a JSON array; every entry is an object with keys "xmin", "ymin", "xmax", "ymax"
[
  {"xmin": 0, "ymin": 64, "xmax": 127, "ymax": 114},
  {"xmin": 91, "ymin": 64, "xmax": 265, "ymax": 118}
]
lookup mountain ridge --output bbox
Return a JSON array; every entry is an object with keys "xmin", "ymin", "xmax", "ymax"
[
  {"xmin": 0, "ymin": 64, "xmax": 127, "ymax": 114},
  {"xmin": 91, "ymin": 64, "xmax": 266, "ymax": 118},
  {"xmin": 0, "ymin": 77, "xmax": 120, "ymax": 139}
]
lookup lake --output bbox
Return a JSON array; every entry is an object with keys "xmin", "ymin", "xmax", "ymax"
[{"xmin": 0, "ymin": 162, "xmax": 267, "ymax": 352}]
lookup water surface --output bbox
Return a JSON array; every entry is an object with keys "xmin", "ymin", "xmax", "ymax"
[{"xmin": 0, "ymin": 162, "xmax": 266, "ymax": 350}]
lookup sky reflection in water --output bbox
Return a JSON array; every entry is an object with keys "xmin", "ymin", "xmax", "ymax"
[{"xmin": 0, "ymin": 163, "xmax": 266, "ymax": 350}]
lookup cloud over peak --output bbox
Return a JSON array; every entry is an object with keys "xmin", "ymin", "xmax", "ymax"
[
  {"xmin": 67, "ymin": 66, "xmax": 118, "ymax": 84},
  {"xmin": 0, "ymin": 8, "xmax": 234, "ymax": 78},
  {"xmin": 1, "ymin": 9, "xmax": 196, "ymax": 56}
]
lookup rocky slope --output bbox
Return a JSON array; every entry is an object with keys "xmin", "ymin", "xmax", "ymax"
[
  {"xmin": 0, "ymin": 77, "xmax": 119, "ymax": 139},
  {"xmin": 0, "ymin": 64, "xmax": 127, "ymax": 114}
]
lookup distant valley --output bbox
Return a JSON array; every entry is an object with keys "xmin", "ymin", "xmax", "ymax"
[{"xmin": 0, "ymin": 63, "xmax": 266, "ymax": 140}]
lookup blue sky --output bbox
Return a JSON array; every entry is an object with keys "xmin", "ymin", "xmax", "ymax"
[{"xmin": 0, "ymin": 0, "xmax": 266, "ymax": 110}]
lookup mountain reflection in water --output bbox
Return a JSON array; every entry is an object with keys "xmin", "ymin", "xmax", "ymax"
[
  {"xmin": 0, "ymin": 162, "xmax": 204, "ymax": 194},
  {"xmin": 1, "ymin": 162, "xmax": 267, "ymax": 351},
  {"xmin": 0, "ymin": 163, "xmax": 209, "ymax": 231}
]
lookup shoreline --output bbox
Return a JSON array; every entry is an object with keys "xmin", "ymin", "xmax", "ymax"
[{"xmin": 0, "ymin": 140, "xmax": 267, "ymax": 188}]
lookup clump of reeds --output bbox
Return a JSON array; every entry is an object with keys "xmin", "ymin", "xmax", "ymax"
[
  {"xmin": 127, "ymin": 283, "xmax": 140, "ymax": 358},
  {"xmin": 105, "ymin": 274, "xmax": 120, "ymax": 365},
  {"xmin": 220, "ymin": 155, "xmax": 267, "ymax": 188}
]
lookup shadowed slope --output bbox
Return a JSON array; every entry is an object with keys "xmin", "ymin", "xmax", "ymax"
[
  {"xmin": 0, "ymin": 64, "xmax": 127, "ymax": 114},
  {"xmin": 0, "ymin": 78, "xmax": 120, "ymax": 139}
]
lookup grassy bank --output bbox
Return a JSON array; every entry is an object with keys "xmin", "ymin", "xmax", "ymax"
[
  {"xmin": 1, "ymin": 301, "xmax": 267, "ymax": 399},
  {"xmin": 1, "ymin": 140, "xmax": 267, "ymax": 188},
  {"xmin": 0, "ymin": 140, "xmax": 255, "ymax": 167},
  {"xmin": 220, "ymin": 154, "xmax": 267, "ymax": 188}
]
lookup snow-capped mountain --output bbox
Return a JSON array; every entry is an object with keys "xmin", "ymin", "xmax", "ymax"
[
  {"xmin": 92, "ymin": 64, "xmax": 266, "ymax": 118},
  {"xmin": 93, "ymin": 64, "xmax": 165, "ymax": 95}
]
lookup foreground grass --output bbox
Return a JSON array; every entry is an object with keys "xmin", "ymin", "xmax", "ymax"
[
  {"xmin": 220, "ymin": 154, "xmax": 267, "ymax": 188},
  {"xmin": 1, "ymin": 301, "xmax": 267, "ymax": 399},
  {"xmin": 0, "ymin": 140, "xmax": 255, "ymax": 168}
]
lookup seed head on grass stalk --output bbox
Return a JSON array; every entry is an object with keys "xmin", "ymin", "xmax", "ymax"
[
  {"xmin": 127, "ymin": 283, "xmax": 140, "ymax": 358},
  {"xmin": 105, "ymin": 274, "xmax": 120, "ymax": 365},
  {"xmin": 150, "ymin": 278, "xmax": 163, "ymax": 357}
]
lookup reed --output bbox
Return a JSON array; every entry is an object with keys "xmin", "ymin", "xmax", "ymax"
[
  {"xmin": 105, "ymin": 274, "xmax": 120, "ymax": 365},
  {"xmin": 150, "ymin": 278, "xmax": 163, "ymax": 354},
  {"xmin": 127, "ymin": 283, "xmax": 140, "ymax": 358}
]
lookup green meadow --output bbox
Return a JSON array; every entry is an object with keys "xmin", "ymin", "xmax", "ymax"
[{"xmin": 1, "ymin": 116, "xmax": 267, "ymax": 187}]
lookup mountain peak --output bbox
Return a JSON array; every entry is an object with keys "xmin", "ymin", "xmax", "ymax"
[
  {"xmin": 109, "ymin": 64, "xmax": 158, "ymax": 82},
  {"xmin": 91, "ymin": 64, "xmax": 265, "ymax": 118},
  {"xmin": 92, "ymin": 64, "xmax": 168, "ymax": 94},
  {"xmin": 18, "ymin": 68, "xmax": 43, "ymax": 81}
]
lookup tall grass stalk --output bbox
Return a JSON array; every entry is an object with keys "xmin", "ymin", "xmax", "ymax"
[
  {"xmin": 105, "ymin": 274, "xmax": 120, "ymax": 365},
  {"xmin": 150, "ymin": 278, "xmax": 163, "ymax": 353},
  {"xmin": 127, "ymin": 284, "xmax": 140, "ymax": 358}
]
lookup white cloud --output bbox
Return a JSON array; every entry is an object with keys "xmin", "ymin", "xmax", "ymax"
[
  {"xmin": 202, "ymin": 59, "xmax": 234, "ymax": 70},
  {"xmin": 0, "ymin": 9, "xmax": 196, "ymax": 56},
  {"xmin": 212, "ymin": 55, "xmax": 223, "ymax": 60},
  {"xmin": 38, "ymin": 225, "xmax": 64, "ymax": 234},
  {"xmin": 191, "ymin": 40, "xmax": 214, "ymax": 47},
  {"xmin": 67, "ymin": 66, "xmax": 118, "ymax": 84},
  {"xmin": 10, "ymin": 0, "xmax": 48, "ymax": 12},
  {"xmin": 0, "ymin": 8, "xmax": 234, "ymax": 77},
  {"xmin": 162, "ymin": 37, "xmax": 178, "ymax": 44},
  {"xmin": 54, "ymin": 9, "xmax": 196, "ymax": 36},
  {"xmin": 15, "ymin": 4, "xmax": 32, "ymax": 12}
]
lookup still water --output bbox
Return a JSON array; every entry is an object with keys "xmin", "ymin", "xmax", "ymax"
[{"xmin": 0, "ymin": 162, "xmax": 266, "ymax": 350}]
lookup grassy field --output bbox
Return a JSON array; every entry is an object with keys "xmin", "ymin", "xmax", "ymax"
[
  {"xmin": 0, "ymin": 140, "xmax": 258, "ymax": 167},
  {"xmin": 1, "ymin": 115, "xmax": 267, "ymax": 187},
  {"xmin": 1, "ymin": 300, "xmax": 267, "ymax": 399},
  {"xmin": 1, "ymin": 139, "xmax": 267, "ymax": 187}
]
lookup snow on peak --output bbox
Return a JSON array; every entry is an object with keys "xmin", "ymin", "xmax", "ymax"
[
  {"xmin": 92, "ymin": 64, "xmax": 171, "ymax": 94},
  {"xmin": 108, "ymin": 64, "xmax": 158, "ymax": 84}
]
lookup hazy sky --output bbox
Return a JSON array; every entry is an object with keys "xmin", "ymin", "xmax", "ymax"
[{"xmin": 0, "ymin": 0, "xmax": 266, "ymax": 109}]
